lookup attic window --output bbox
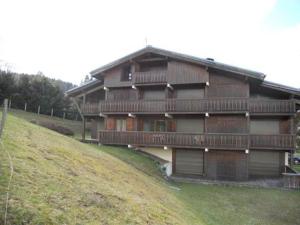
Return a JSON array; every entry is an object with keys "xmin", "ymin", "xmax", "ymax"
[{"xmin": 121, "ymin": 65, "xmax": 132, "ymax": 81}]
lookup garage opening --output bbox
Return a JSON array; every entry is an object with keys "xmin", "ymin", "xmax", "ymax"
[
  {"xmin": 249, "ymin": 151, "xmax": 284, "ymax": 178},
  {"xmin": 175, "ymin": 149, "xmax": 204, "ymax": 176}
]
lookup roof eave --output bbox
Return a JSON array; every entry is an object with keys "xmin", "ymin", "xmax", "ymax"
[
  {"xmin": 65, "ymin": 80, "xmax": 103, "ymax": 97},
  {"xmin": 261, "ymin": 81, "xmax": 300, "ymax": 96},
  {"xmin": 90, "ymin": 46, "xmax": 265, "ymax": 81}
]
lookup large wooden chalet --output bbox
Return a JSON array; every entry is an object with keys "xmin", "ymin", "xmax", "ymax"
[{"xmin": 66, "ymin": 46, "xmax": 300, "ymax": 181}]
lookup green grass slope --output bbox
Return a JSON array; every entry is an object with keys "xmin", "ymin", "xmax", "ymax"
[
  {"xmin": 0, "ymin": 115, "xmax": 193, "ymax": 225},
  {"xmin": 0, "ymin": 114, "xmax": 300, "ymax": 225},
  {"xmin": 96, "ymin": 146, "xmax": 300, "ymax": 225},
  {"xmin": 7, "ymin": 108, "xmax": 83, "ymax": 137}
]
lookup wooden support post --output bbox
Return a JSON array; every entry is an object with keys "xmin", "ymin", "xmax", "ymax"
[
  {"xmin": 83, "ymin": 94, "xmax": 86, "ymax": 105},
  {"xmin": 0, "ymin": 99, "xmax": 8, "ymax": 139},
  {"xmin": 82, "ymin": 117, "xmax": 86, "ymax": 141},
  {"xmin": 71, "ymin": 97, "xmax": 84, "ymax": 121},
  {"xmin": 51, "ymin": 108, "xmax": 53, "ymax": 117},
  {"xmin": 246, "ymin": 111, "xmax": 250, "ymax": 179},
  {"xmin": 291, "ymin": 115, "xmax": 295, "ymax": 168},
  {"xmin": 24, "ymin": 102, "xmax": 27, "ymax": 111},
  {"xmin": 290, "ymin": 150, "xmax": 294, "ymax": 168},
  {"xmin": 172, "ymin": 149, "xmax": 176, "ymax": 175}
]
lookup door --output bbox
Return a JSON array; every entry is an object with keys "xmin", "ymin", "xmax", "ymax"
[
  {"xmin": 206, "ymin": 150, "xmax": 248, "ymax": 181},
  {"xmin": 175, "ymin": 150, "xmax": 204, "ymax": 176},
  {"xmin": 116, "ymin": 119, "xmax": 126, "ymax": 131},
  {"xmin": 249, "ymin": 151, "xmax": 283, "ymax": 178}
]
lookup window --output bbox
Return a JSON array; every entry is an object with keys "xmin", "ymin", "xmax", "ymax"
[
  {"xmin": 143, "ymin": 119, "xmax": 166, "ymax": 132},
  {"xmin": 143, "ymin": 89, "xmax": 165, "ymax": 100},
  {"xmin": 155, "ymin": 120, "xmax": 166, "ymax": 132},
  {"xmin": 116, "ymin": 119, "xmax": 126, "ymax": 131},
  {"xmin": 120, "ymin": 65, "xmax": 132, "ymax": 81}
]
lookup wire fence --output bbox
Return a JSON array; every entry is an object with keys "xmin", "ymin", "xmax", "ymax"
[
  {"xmin": 0, "ymin": 98, "xmax": 81, "ymax": 121},
  {"xmin": 0, "ymin": 99, "xmax": 14, "ymax": 225},
  {"xmin": 0, "ymin": 99, "xmax": 8, "ymax": 139}
]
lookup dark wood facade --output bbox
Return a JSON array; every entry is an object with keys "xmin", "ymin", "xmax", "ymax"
[{"xmin": 67, "ymin": 46, "xmax": 299, "ymax": 181}]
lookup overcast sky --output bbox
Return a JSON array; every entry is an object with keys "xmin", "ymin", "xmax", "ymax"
[{"xmin": 0, "ymin": 0, "xmax": 300, "ymax": 87}]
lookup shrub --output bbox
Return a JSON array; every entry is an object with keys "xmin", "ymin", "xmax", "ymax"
[{"xmin": 31, "ymin": 121, "xmax": 74, "ymax": 136}]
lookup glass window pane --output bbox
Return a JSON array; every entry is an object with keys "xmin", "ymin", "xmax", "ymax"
[{"xmin": 155, "ymin": 120, "xmax": 166, "ymax": 132}]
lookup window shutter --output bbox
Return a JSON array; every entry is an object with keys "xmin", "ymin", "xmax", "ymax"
[
  {"xmin": 106, "ymin": 118, "xmax": 115, "ymax": 130},
  {"xmin": 126, "ymin": 118, "xmax": 135, "ymax": 131}
]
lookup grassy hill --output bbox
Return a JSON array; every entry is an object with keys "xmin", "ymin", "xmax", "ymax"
[
  {"xmin": 7, "ymin": 108, "xmax": 83, "ymax": 137},
  {"xmin": 0, "ymin": 114, "xmax": 300, "ymax": 225}
]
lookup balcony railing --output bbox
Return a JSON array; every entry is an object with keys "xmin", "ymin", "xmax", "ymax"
[
  {"xmin": 249, "ymin": 100, "xmax": 295, "ymax": 114},
  {"xmin": 98, "ymin": 131, "xmax": 295, "ymax": 150},
  {"xmin": 250, "ymin": 134, "xmax": 295, "ymax": 149},
  {"xmin": 81, "ymin": 103, "xmax": 99, "ymax": 115},
  {"xmin": 81, "ymin": 99, "xmax": 295, "ymax": 115},
  {"xmin": 98, "ymin": 100, "xmax": 165, "ymax": 113},
  {"xmin": 166, "ymin": 98, "xmax": 248, "ymax": 113},
  {"xmin": 133, "ymin": 70, "xmax": 167, "ymax": 84}
]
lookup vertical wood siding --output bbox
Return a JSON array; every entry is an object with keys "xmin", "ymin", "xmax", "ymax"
[
  {"xmin": 107, "ymin": 88, "xmax": 138, "ymax": 101},
  {"xmin": 175, "ymin": 88, "xmax": 205, "ymax": 99},
  {"xmin": 206, "ymin": 115, "xmax": 247, "ymax": 133},
  {"xmin": 208, "ymin": 72, "xmax": 249, "ymax": 97},
  {"xmin": 104, "ymin": 66, "xmax": 133, "ymax": 87},
  {"xmin": 176, "ymin": 118, "xmax": 204, "ymax": 133},
  {"xmin": 167, "ymin": 61, "xmax": 209, "ymax": 84},
  {"xmin": 86, "ymin": 89, "xmax": 105, "ymax": 102}
]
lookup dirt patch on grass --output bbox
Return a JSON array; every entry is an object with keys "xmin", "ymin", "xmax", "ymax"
[
  {"xmin": 31, "ymin": 120, "xmax": 74, "ymax": 136},
  {"xmin": 80, "ymin": 192, "xmax": 125, "ymax": 209}
]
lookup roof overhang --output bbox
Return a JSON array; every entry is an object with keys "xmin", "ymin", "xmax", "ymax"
[
  {"xmin": 90, "ymin": 46, "xmax": 266, "ymax": 81},
  {"xmin": 261, "ymin": 80, "xmax": 300, "ymax": 97},
  {"xmin": 65, "ymin": 79, "xmax": 103, "ymax": 97}
]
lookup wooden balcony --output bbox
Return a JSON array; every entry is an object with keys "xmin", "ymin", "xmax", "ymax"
[
  {"xmin": 166, "ymin": 98, "xmax": 248, "ymax": 113},
  {"xmin": 98, "ymin": 100, "xmax": 165, "ymax": 114},
  {"xmin": 82, "ymin": 103, "xmax": 99, "ymax": 115},
  {"xmin": 98, "ymin": 131, "xmax": 294, "ymax": 150},
  {"xmin": 250, "ymin": 134, "xmax": 295, "ymax": 150},
  {"xmin": 82, "ymin": 99, "xmax": 295, "ymax": 115},
  {"xmin": 133, "ymin": 70, "xmax": 167, "ymax": 85},
  {"xmin": 249, "ymin": 100, "xmax": 295, "ymax": 114}
]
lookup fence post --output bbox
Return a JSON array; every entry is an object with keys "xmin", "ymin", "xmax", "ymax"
[
  {"xmin": 37, "ymin": 105, "xmax": 40, "ymax": 116},
  {"xmin": 8, "ymin": 99, "xmax": 11, "ymax": 111},
  {"xmin": 63, "ymin": 112, "xmax": 66, "ymax": 120},
  {"xmin": 24, "ymin": 102, "xmax": 27, "ymax": 111},
  {"xmin": 0, "ymin": 99, "xmax": 8, "ymax": 139},
  {"xmin": 51, "ymin": 108, "xmax": 53, "ymax": 117}
]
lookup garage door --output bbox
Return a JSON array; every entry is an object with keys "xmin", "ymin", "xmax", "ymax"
[
  {"xmin": 175, "ymin": 150, "xmax": 203, "ymax": 175},
  {"xmin": 249, "ymin": 151, "xmax": 283, "ymax": 177},
  {"xmin": 206, "ymin": 150, "xmax": 248, "ymax": 181}
]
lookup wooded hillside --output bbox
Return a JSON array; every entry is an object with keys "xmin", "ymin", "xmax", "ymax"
[{"xmin": 0, "ymin": 70, "xmax": 77, "ymax": 118}]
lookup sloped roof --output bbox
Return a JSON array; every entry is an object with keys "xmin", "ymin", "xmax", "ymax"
[
  {"xmin": 66, "ymin": 46, "xmax": 300, "ymax": 97},
  {"xmin": 65, "ymin": 79, "xmax": 103, "ymax": 97},
  {"xmin": 262, "ymin": 80, "xmax": 300, "ymax": 96},
  {"xmin": 90, "ymin": 46, "xmax": 266, "ymax": 80}
]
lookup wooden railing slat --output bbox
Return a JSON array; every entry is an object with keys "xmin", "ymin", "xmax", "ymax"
[{"xmin": 82, "ymin": 99, "xmax": 294, "ymax": 114}]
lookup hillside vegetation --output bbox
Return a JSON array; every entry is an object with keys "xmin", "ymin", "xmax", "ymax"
[
  {"xmin": 0, "ymin": 114, "xmax": 300, "ymax": 225},
  {"xmin": 0, "ymin": 115, "xmax": 191, "ymax": 224},
  {"xmin": 8, "ymin": 108, "xmax": 82, "ymax": 136}
]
